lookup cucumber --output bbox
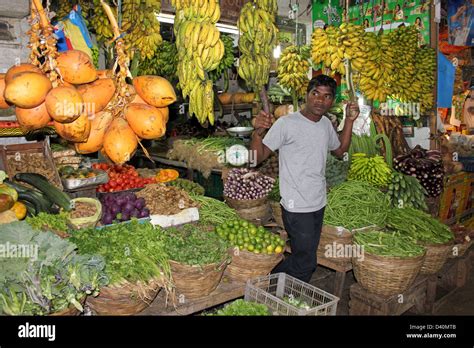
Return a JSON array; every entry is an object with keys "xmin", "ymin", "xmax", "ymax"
[
  {"xmin": 18, "ymin": 193, "xmax": 41, "ymax": 215},
  {"xmin": 14, "ymin": 173, "xmax": 71, "ymax": 211},
  {"xmin": 5, "ymin": 179, "xmax": 54, "ymax": 212}
]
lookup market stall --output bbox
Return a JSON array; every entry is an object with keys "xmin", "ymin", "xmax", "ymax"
[{"xmin": 0, "ymin": 0, "xmax": 473, "ymax": 319}]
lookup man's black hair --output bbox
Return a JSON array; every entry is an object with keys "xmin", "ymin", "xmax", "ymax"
[{"xmin": 307, "ymin": 75, "xmax": 337, "ymax": 98}]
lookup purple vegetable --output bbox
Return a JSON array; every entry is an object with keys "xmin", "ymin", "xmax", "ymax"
[
  {"xmin": 121, "ymin": 212, "xmax": 130, "ymax": 221},
  {"xmin": 130, "ymin": 209, "xmax": 139, "ymax": 218},
  {"xmin": 124, "ymin": 203, "xmax": 135, "ymax": 214},
  {"xmin": 102, "ymin": 213, "xmax": 114, "ymax": 225},
  {"xmin": 139, "ymin": 208, "xmax": 150, "ymax": 218},
  {"xmin": 135, "ymin": 198, "xmax": 146, "ymax": 210},
  {"xmin": 110, "ymin": 205, "xmax": 120, "ymax": 215}
]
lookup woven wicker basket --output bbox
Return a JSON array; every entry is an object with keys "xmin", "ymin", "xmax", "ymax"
[
  {"xmin": 225, "ymin": 196, "xmax": 267, "ymax": 210},
  {"xmin": 352, "ymin": 251, "xmax": 425, "ymax": 297},
  {"xmin": 170, "ymin": 259, "xmax": 228, "ymax": 299},
  {"xmin": 419, "ymin": 241, "xmax": 453, "ymax": 275},
  {"xmin": 317, "ymin": 225, "xmax": 353, "ymax": 262},
  {"xmin": 226, "ymin": 248, "xmax": 283, "ymax": 283},
  {"xmin": 448, "ymin": 240, "xmax": 473, "ymax": 259},
  {"xmin": 86, "ymin": 277, "xmax": 162, "ymax": 315},
  {"xmin": 235, "ymin": 203, "xmax": 271, "ymax": 224},
  {"xmin": 270, "ymin": 201, "xmax": 284, "ymax": 227}
]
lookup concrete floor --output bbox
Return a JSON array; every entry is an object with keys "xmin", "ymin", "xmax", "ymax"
[{"xmin": 308, "ymin": 250, "xmax": 474, "ymax": 316}]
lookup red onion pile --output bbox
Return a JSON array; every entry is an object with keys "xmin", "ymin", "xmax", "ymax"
[{"xmin": 224, "ymin": 168, "xmax": 275, "ymax": 200}]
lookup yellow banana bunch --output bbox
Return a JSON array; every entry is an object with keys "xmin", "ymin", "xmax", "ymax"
[
  {"xmin": 121, "ymin": 0, "xmax": 162, "ymax": 60},
  {"xmin": 90, "ymin": 0, "xmax": 115, "ymax": 42},
  {"xmin": 414, "ymin": 47, "xmax": 436, "ymax": 113},
  {"xmin": 237, "ymin": 1, "xmax": 278, "ymax": 93},
  {"xmin": 311, "ymin": 23, "xmax": 365, "ymax": 76},
  {"xmin": 387, "ymin": 26, "xmax": 419, "ymax": 103},
  {"xmin": 173, "ymin": 0, "xmax": 223, "ymax": 125},
  {"xmin": 277, "ymin": 45, "xmax": 310, "ymax": 99},
  {"xmin": 255, "ymin": 0, "xmax": 278, "ymax": 17}
]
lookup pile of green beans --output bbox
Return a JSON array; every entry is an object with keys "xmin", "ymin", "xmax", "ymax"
[
  {"xmin": 354, "ymin": 230, "xmax": 426, "ymax": 257},
  {"xmin": 190, "ymin": 194, "xmax": 239, "ymax": 226},
  {"xmin": 324, "ymin": 181, "xmax": 390, "ymax": 230},
  {"xmin": 386, "ymin": 207, "xmax": 454, "ymax": 244}
]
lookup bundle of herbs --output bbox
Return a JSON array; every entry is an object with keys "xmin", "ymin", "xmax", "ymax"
[
  {"xmin": 189, "ymin": 194, "xmax": 239, "ymax": 226},
  {"xmin": 69, "ymin": 220, "xmax": 171, "ymax": 286},
  {"xmin": 0, "ymin": 222, "xmax": 107, "ymax": 315},
  {"xmin": 159, "ymin": 224, "xmax": 229, "ymax": 266}
]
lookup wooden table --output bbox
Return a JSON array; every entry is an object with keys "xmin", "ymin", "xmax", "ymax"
[
  {"xmin": 317, "ymin": 256, "xmax": 353, "ymax": 299},
  {"xmin": 139, "ymin": 274, "xmax": 246, "ymax": 316}
]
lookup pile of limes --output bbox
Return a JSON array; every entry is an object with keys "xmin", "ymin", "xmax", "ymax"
[{"xmin": 214, "ymin": 220, "xmax": 285, "ymax": 254}]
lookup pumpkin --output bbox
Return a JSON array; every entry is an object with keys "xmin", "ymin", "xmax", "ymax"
[
  {"xmin": 76, "ymin": 78, "xmax": 115, "ymax": 115},
  {"xmin": 15, "ymin": 102, "xmax": 52, "ymax": 131},
  {"xmin": 75, "ymin": 111, "xmax": 113, "ymax": 154},
  {"xmin": 103, "ymin": 118, "xmax": 138, "ymax": 164},
  {"xmin": 124, "ymin": 103, "xmax": 167, "ymax": 140},
  {"xmin": 54, "ymin": 112, "xmax": 91, "ymax": 143},
  {"xmin": 5, "ymin": 63, "xmax": 43, "ymax": 84},
  {"xmin": 45, "ymin": 86, "xmax": 84, "ymax": 123},
  {"xmin": 56, "ymin": 50, "xmax": 97, "ymax": 84},
  {"xmin": 4, "ymin": 72, "xmax": 52, "ymax": 108},
  {"xmin": 0, "ymin": 78, "xmax": 11, "ymax": 109},
  {"xmin": 218, "ymin": 93, "xmax": 233, "ymax": 105},
  {"xmin": 155, "ymin": 169, "xmax": 179, "ymax": 183},
  {"xmin": 10, "ymin": 201, "xmax": 27, "ymax": 220},
  {"xmin": 232, "ymin": 93, "xmax": 244, "ymax": 104},
  {"xmin": 133, "ymin": 76, "xmax": 177, "ymax": 107}
]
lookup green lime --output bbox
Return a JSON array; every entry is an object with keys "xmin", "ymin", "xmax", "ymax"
[{"xmin": 247, "ymin": 244, "xmax": 255, "ymax": 251}]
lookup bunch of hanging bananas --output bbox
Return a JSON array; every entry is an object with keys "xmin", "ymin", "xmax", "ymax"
[
  {"xmin": 349, "ymin": 153, "xmax": 392, "ymax": 187},
  {"xmin": 277, "ymin": 45, "xmax": 310, "ymax": 99},
  {"xmin": 138, "ymin": 41, "xmax": 178, "ymax": 79},
  {"xmin": 414, "ymin": 47, "xmax": 436, "ymax": 113},
  {"xmin": 90, "ymin": 0, "xmax": 115, "ymax": 42},
  {"xmin": 311, "ymin": 23, "xmax": 365, "ymax": 76},
  {"xmin": 173, "ymin": 0, "xmax": 224, "ymax": 125},
  {"xmin": 386, "ymin": 25, "xmax": 419, "ymax": 103},
  {"xmin": 208, "ymin": 34, "xmax": 235, "ymax": 85},
  {"xmin": 237, "ymin": 1, "xmax": 278, "ymax": 93},
  {"xmin": 121, "ymin": 0, "xmax": 162, "ymax": 60},
  {"xmin": 351, "ymin": 31, "xmax": 395, "ymax": 102},
  {"xmin": 255, "ymin": 0, "xmax": 278, "ymax": 16}
]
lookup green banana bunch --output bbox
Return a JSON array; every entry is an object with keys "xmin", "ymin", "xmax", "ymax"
[
  {"xmin": 255, "ymin": 0, "xmax": 278, "ymax": 16},
  {"xmin": 138, "ymin": 40, "xmax": 178, "ymax": 80},
  {"xmin": 348, "ymin": 121, "xmax": 393, "ymax": 167},
  {"xmin": 90, "ymin": 0, "xmax": 115, "ymax": 42},
  {"xmin": 237, "ymin": 1, "xmax": 278, "ymax": 93},
  {"xmin": 121, "ymin": 0, "xmax": 162, "ymax": 60},
  {"xmin": 268, "ymin": 83, "xmax": 291, "ymax": 104},
  {"xmin": 387, "ymin": 171, "xmax": 429, "ymax": 211},
  {"xmin": 91, "ymin": 45, "xmax": 99, "ymax": 68},
  {"xmin": 277, "ymin": 45, "xmax": 310, "ymax": 99},
  {"xmin": 208, "ymin": 34, "xmax": 235, "ymax": 87},
  {"xmin": 348, "ymin": 153, "xmax": 392, "ymax": 187},
  {"xmin": 173, "ymin": 0, "xmax": 223, "ymax": 125}
]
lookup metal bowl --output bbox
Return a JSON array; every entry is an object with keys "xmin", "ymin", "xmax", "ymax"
[{"xmin": 226, "ymin": 126, "xmax": 254, "ymax": 137}]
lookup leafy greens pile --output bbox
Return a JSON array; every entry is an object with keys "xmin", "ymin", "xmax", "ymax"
[
  {"xmin": 0, "ymin": 222, "xmax": 107, "ymax": 315},
  {"xmin": 160, "ymin": 224, "xmax": 229, "ymax": 266},
  {"xmin": 206, "ymin": 299, "xmax": 270, "ymax": 316},
  {"xmin": 69, "ymin": 220, "xmax": 171, "ymax": 285}
]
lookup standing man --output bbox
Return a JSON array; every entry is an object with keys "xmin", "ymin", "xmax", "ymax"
[{"xmin": 250, "ymin": 75, "xmax": 360, "ymax": 283}]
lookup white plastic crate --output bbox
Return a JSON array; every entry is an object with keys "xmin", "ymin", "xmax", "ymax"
[{"xmin": 244, "ymin": 273, "xmax": 339, "ymax": 316}]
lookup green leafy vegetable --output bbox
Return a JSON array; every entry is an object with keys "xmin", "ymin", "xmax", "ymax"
[
  {"xmin": 27, "ymin": 212, "xmax": 69, "ymax": 234},
  {"xmin": 0, "ymin": 221, "xmax": 108, "ymax": 315},
  {"xmin": 206, "ymin": 299, "xmax": 270, "ymax": 316},
  {"xmin": 160, "ymin": 224, "xmax": 229, "ymax": 266},
  {"xmin": 189, "ymin": 194, "xmax": 239, "ymax": 226},
  {"xmin": 69, "ymin": 220, "xmax": 171, "ymax": 285}
]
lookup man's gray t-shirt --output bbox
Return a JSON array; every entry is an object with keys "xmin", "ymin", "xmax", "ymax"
[{"xmin": 263, "ymin": 112, "xmax": 341, "ymax": 213}]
